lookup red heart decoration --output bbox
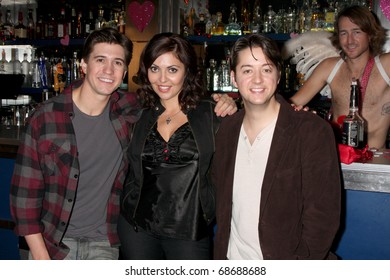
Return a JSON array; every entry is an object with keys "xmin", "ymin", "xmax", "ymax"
[
  {"xmin": 60, "ymin": 34, "xmax": 70, "ymax": 46},
  {"xmin": 128, "ymin": 1, "xmax": 155, "ymax": 33}
]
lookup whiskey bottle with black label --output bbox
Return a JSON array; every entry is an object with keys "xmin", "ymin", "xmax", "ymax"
[{"xmin": 342, "ymin": 78, "xmax": 367, "ymax": 149}]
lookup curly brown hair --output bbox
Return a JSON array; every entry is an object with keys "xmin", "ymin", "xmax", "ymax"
[
  {"xmin": 331, "ymin": 5, "xmax": 387, "ymax": 58},
  {"xmin": 136, "ymin": 33, "xmax": 205, "ymax": 109}
]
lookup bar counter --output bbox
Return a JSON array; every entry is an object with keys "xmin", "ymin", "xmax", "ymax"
[
  {"xmin": 0, "ymin": 125, "xmax": 22, "ymax": 259},
  {"xmin": 0, "ymin": 125, "xmax": 23, "ymax": 159},
  {"xmin": 1, "ymin": 125, "xmax": 390, "ymax": 259}
]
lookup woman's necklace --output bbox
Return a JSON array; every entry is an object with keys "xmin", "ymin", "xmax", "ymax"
[{"xmin": 164, "ymin": 110, "xmax": 181, "ymax": 125}]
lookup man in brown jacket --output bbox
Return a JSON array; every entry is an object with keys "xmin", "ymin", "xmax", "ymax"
[{"xmin": 212, "ymin": 34, "xmax": 341, "ymax": 260}]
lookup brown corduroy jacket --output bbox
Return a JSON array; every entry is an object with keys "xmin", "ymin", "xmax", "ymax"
[{"xmin": 212, "ymin": 95, "xmax": 341, "ymax": 260}]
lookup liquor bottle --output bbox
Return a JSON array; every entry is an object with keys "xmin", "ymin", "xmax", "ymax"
[
  {"xmin": 342, "ymin": 79, "xmax": 367, "ymax": 149},
  {"xmin": 30, "ymin": 50, "xmax": 41, "ymax": 88},
  {"xmin": 221, "ymin": 60, "xmax": 231, "ymax": 92},
  {"xmin": 251, "ymin": 1, "xmax": 262, "ymax": 34},
  {"xmin": 45, "ymin": 13, "xmax": 57, "ymax": 39},
  {"xmin": 263, "ymin": 5, "xmax": 276, "ymax": 33},
  {"xmin": 27, "ymin": 8, "xmax": 35, "ymax": 39},
  {"xmin": 303, "ymin": 0, "xmax": 312, "ymax": 33},
  {"xmin": 76, "ymin": 11, "xmax": 83, "ymax": 38},
  {"xmin": 187, "ymin": 7, "xmax": 196, "ymax": 36},
  {"xmin": 11, "ymin": 48, "xmax": 22, "ymax": 74},
  {"xmin": 53, "ymin": 58, "xmax": 66, "ymax": 94},
  {"xmin": 324, "ymin": 1, "xmax": 335, "ymax": 32},
  {"xmin": 21, "ymin": 52, "xmax": 31, "ymax": 87},
  {"xmin": 241, "ymin": 0, "xmax": 251, "ymax": 34},
  {"xmin": 14, "ymin": 9, "xmax": 27, "ymax": 39},
  {"xmin": 3, "ymin": 10, "xmax": 14, "ymax": 40},
  {"xmin": 213, "ymin": 61, "xmax": 221, "ymax": 91},
  {"xmin": 0, "ymin": 49, "xmax": 12, "ymax": 74},
  {"xmin": 118, "ymin": 5, "xmax": 126, "ymax": 34},
  {"xmin": 214, "ymin": 12, "xmax": 224, "ymax": 35},
  {"xmin": 85, "ymin": 10, "xmax": 95, "ymax": 37},
  {"xmin": 95, "ymin": 7, "xmax": 107, "ymax": 30},
  {"xmin": 71, "ymin": 51, "xmax": 79, "ymax": 82},
  {"xmin": 35, "ymin": 14, "xmax": 44, "ymax": 39},
  {"xmin": 311, "ymin": 0, "xmax": 324, "ymax": 31},
  {"xmin": 38, "ymin": 52, "xmax": 49, "ymax": 89},
  {"xmin": 284, "ymin": 7, "xmax": 295, "ymax": 34},
  {"xmin": 194, "ymin": 13, "xmax": 206, "ymax": 36},
  {"xmin": 57, "ymin": 8, "xmax": 67, "ymax": 38},
  {"xmin": 206, "ymin": 59, "xmax": 216, "ymax": 92},
  {"xmin": 70, "ymin": 8, "xmax": 78, "ymax": 38},
  {"xmin": 225, "ymin": 4, "xmax": 242, "ymax": 35}
]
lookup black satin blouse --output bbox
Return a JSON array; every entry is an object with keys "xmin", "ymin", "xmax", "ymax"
[{"xmin": 135, "ymin": 122, "xmax": 208, "ymax": 241}]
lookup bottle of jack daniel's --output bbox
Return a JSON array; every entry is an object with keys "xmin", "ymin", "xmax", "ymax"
[{"xmin": 342, "ymin": 78, "xmax": 367, "ymax": 149}]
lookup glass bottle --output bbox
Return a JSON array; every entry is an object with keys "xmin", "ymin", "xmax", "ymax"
[
  {"xmin": 35, "ymin": 14, "xmax": 44, "ymax": 39},
  {"xmin": 76, "ymin": 11, "xmax": 83, "ymax": 38},
  {"xmin": 30, "ymin": 50, "xmax": 41, "ymax": 88},
  {"xmin": 106, "ymin": 10, "xmax": 118, "ymax": 29},
  {"xmin": 263, "ymin": 5, "xmax": 276, "ymax": 33},
  {"xmin": 95, "ymin": 7, "xmax": 107, "ymax": 30},
  {"xmin": 285, "ymin": 7, "xmax": 295, "ymax": 34},
  {"xmin": 21, "ymin": 52, "xmax": 31, "ymax": 87},
  {"xmin": 214, "ymin": 12, "xmax": 224, "ymax": 35},
  {"xmin": 303, "ymin": 0, "xmax": 312, "ymax": 33},
  {"xmin": 71, "ymin": 51, "xmax": 79, "ymax": 82},
  {"xmin": 251, "ymin": 0, "xmax": 262, "ymax": 34},
  {"xmin": 221, "ymin": 59, "xmax": 231, "ymax": 92},
  {"xmin": 207, "ymin": 59, "xmax": 216, "ymax": 92},
  {"xmin": 70, "ymin": 8, "xmax": 78, "ymax": 38},
  {"xmin": 118, "ymin": 5, "xmax": 126, "ymax": 34},
  {"xmin": 38, "ymin": 52, "xmax": 49, "ymax": 89},
  {"xmin": 11, "ymin": 48, "xmax": 22, "ymax": 74},
  {"xmin": 342, "ymin": 79, "xmax": 367, "ymax": 149},
  {"xmin": 0, "ymin": 49, "xmax": 12, "ymax": 74},
  {"xmin": 311, "ymin": 0, "xmax": 324, "ymax": 31},
  {"xmin": 57, "ymin": 8, "xmax": 67, "ymax": 38},
  {"xmin": 85, "ymin": 10, "xmax": 95, "ymax": 37},
  {"xmin": 194, "ymin": 13, "xmax": 206, "ymax": 36},
  {"xmin": 324, "ymin": 1, "xmax": 335, "ymax": 32},
  {"xmin": 213, "ymin": 61, "xmax": 221, "ymax": 92},
  {"xmin": 45, "ymin": 13, "xmax": 57, "ymax": 39},
  {"xmin": 27, "ymin": 8, "xmax": 35, "ymax": 40},
  {"xmin": 224, "ymin": 4, "xmax": 242, "ymax": 35},
  {"xmin": 14, "ymin": 9, "xmax": 27, "ymax": 39},
  {"xmin": 4, "ymin": 9, "xmax": 15, "ymax": 40},
  {"xmin": 241, "ymin": 0, "xmax": 251, "ymax": 35}
]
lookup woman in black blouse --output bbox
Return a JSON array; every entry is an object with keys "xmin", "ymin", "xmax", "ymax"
[{"xmin": 118, "ymin": 33, "xmax": 236, "ymax": 260}]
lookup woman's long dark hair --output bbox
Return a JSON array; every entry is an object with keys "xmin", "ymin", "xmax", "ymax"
[{"xmin": 137, "ymin": 33, "xmax": 205, "ymax": 109}]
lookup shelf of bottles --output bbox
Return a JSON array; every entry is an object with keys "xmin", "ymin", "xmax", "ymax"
[
  {"xmin": 182, "ymin": 0, "xmax": 372, "ymax": 95},
  {"xmin": 0, "ymin": 1, "xmax": 127, "ymax": 104}
]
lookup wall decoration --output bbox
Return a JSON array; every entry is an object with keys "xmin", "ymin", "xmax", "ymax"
[
  {"xmin": 60, "ymin": 35, "xmax": 70, "ymax": 46},
  {"xmin": 380, "ymin": 0, "xmax": 390, "ymax": 22},
  {"xmin": 128, "ymin": 0, "xmax": 155, "ymax": 33}
]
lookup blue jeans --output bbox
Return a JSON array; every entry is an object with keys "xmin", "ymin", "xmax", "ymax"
[
  {"xmin": 62, "ymin": 237, "xmax": 119, "ymax": 260},
  {"xmin": 118, "ymin": 214, "xmax": 212, "ymax": 260}
]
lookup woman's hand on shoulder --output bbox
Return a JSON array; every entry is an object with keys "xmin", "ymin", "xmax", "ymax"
[{"xmin": 212, "ymin": 93, "xmax": 238, "ymax": 117}]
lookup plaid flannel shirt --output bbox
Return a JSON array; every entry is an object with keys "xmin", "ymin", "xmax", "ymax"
[{"xmin": 10, "ymin": 81, "xmax": 140, "ymax": 259}]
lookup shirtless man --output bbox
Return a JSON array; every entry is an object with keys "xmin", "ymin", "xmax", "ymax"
[{"xmin": 291, "ymin": 6, "xmax": 390, "ymax": 149}]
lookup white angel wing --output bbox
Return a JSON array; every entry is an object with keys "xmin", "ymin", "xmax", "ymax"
[
  {"xmin": 283, "ymin": 31, "xmax": 340, "ymax": 98},
  {"xmin": 384, "ymin": 30, "xmax": 390, "ymax": 53}
]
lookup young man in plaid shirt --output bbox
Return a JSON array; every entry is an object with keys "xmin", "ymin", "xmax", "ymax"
[{"xmin": 10, "ymin": 28, "xmax": 140, "ymax": 260}]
